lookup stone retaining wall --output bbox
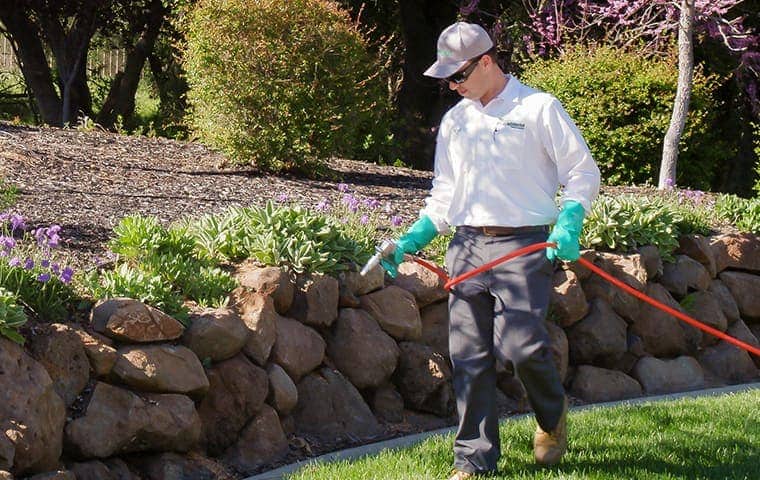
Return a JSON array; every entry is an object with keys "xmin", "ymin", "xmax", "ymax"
[{"xmin": 1, "ymin": 232, "xmax": 759, "ymax": 479}]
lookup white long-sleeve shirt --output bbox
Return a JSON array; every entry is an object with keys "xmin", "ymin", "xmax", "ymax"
[{"xmin": 421, "ymin": 75, "xmax": 600, "ymax": 234}]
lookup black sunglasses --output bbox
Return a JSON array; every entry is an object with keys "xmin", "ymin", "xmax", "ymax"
[{"xmin": 441, "ymin": 55, "xmax": 484, "ymax": 85}]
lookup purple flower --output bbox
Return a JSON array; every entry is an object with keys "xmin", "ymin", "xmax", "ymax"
[
  {"xmin": 60, "ymin": 267, "xmax": 74, "ymax": 284},
  {"xmin": 46, "ymin": 225, "xmax": 61, "ymax": 235},
  {"xmin": 37, "ymin": 273, "xmax": 51, "ymax": 283},
  {"xmin": 664, "ymin": 178, "xmax": 675, "ymax": 188},
  {"xmin": 0, "ymin": 213, "xmax": 8, "ymax": 223},
  {"xmin": 276, "ymin": 193, "xmax": 289, "ymax": 203},
  {"xmin": 391, "ymin": 215, "xmax": 403, "ymax": 227},
  {"xmin": 360, "ymin": 214, "xmax": 369, "ymax": 225},
  {"xmin": 23, "ymin": 258, "xmax": 34, "ymax": 270},
  {"xmin": 363, "ymin": 198, "xmax": 381, "ymax": 209},
  {"xmin": 10, "ymin": 214, "xmax": 25, "ymax": 232},
  {"xmin": 316, "ymin": 199, "xmax": 330, "ymax": 212},
  {"xmin": 47, "ymin": 234, "xmax": 61, "ymax": 248},
  {"xmin": 41, "ymin": 259, "xmax": 50, "ymax": 268},
  {"xmin": 337, "ymin": 183, "xmax": 350, "ymax": 193},
  {"xmin": 51, "ymin": 263, "xmax": 61, "ymax": 274},
  {"xmin": 0, "ymin": 236, "xmax": 15, "ymax": 251},
  {"xmin": 8, "ymin": 257, "xmax": 20, "ymax": 267}
]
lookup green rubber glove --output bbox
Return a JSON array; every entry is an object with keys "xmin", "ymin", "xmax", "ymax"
[
  {"xmin": 381, "ymin": 215, "xmax": 438, "ymax": 278},
  {"xmin": 546, "ymin": 200, "xmax": 585, "ymax": 262}
]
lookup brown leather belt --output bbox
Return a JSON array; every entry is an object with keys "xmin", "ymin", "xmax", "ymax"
[{"xmin": 461, "ymin": 225, "xmax": 549, "ymax": 236}]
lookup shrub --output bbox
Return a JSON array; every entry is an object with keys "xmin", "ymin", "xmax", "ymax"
[
  {"xmin": 0, "ymin": 287, "xmax": 27, "ymax": 344},
  {"xmin": 184, "ymin": 0, "xmax": 396, "ymax": 174},
  {"xmin": 714, "ymin": 194, "xmax": 760, "ymax": 234},
  {"xmin": 522, "ymin": 46, "xmax": 727, "ymax": 189}
]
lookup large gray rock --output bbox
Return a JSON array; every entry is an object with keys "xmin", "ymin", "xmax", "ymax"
[
  {"xmin": 630, "ymin": 284, "xmax": 692, "ymax": 357},
  {"xmin": 221, "ymin": 405, "xmax": 289, "ymax": 475},
  {"xmin": 681, "ymin": 291, "xmax": 727, "ymax": 346},
  {"xmin": 267, "ymin": 363, "xmax": 298, "ymax": 415},
  {"xmin": 235, "ymin": 291, "xmax": 278, "ymax": 366},
  {"xmin": 570, "ymin": 365, "xmax": 642, "ymax": 402},
  {"xmin": 726, "ymin": 320, "xmax": 760, "ymax": 369},
  {"xmin": 295, "ymin": 368, "xmax": 381, "ymax": 442},
  {"xmin": 197, "ymin": 354, "xmax": 268, "ymax": 456},
  {"xmin": 327, "ymin": 308, "xmax": 400, "ymax": 389},
  {"xmin": 360, "ymin": 286, "xmax": 422, "ymax": 341},
  {"xmin": 128, "ymin": 452, "xmax": 227, "ymax": 480},
  {"xmin": 0, "ymin": 338, "xmax": 65, "ymax": 476},
  {"xmin": 112, "ymin": 345, "xmax": 209, "ymax": 398},
  {"xmin": 394, "ymin": 342, "xmax": 455, "ymax": 417},
  {"xmin": 390, "ymin": 261, "xmax": 448, "ymax": 309},
  {"xmin": 90, "ymin": 298, "xmax": 184, "ymax": 343},
  {"xmin": 27, "ymin": 323, "xmax": 90, "ymax": 407},
  {"xmin": 182, "ymin": 306, "xmax": 249, "ymax": 363},
  {"xmin": 270, "ymin": 316, "xmax": 325, "ymax": 382},
  {"xmin": 582, "ymin": 252, "xmax": 647, "ymax": 323},
  {"xmin": 420, "ymin": 301, "xmax": 449, "ymax": 358},
  {"xmin": 710, "ymin": 233, "xmax": 760, "ymax": 274},
  {"xmin": 287, "ymin": 273, "xmax": 339, "ymax": 327},
  {"xmin": 707, "ymin": 279, "xmax": 741, "ymax": 324},
  {"xmin": 70, "ymin": 326, "xmax": 117, "ymax": 377},
  {"xmin": 65, "ymin": 382, "xmax": 201, "ymax": 458},
  {"xmin": 719, "ymin": 271, "xmax": 760, "ymax": 322},
  {"xmin": 660, "ymin": 255, "xmax": 711, "ymax": 298},
  {"xmin": 632, "ymin": 356, "xmax": 704, "ymax": 394},
  {"xmin": 545, "ymin": 321, "xmax": 569, "ymax": 384},
  {"xmin": 697, "ymin": 342, "xmax": 758, "ymax": 382},
  {"xmin": 637, "ymin": 245, "xmax": 663, "ymax": 280},
  {"xmin": 677, "ymin": 234, "xmax": 717, "ymax": 278},
  {"xmin": 550, "ymin": 268, "xmax": 588, "ymax": 327},
  {"xmin": 235, "ymin": 264, "xmax": 295, "ymax": 314},
  {"xmin": 567, "ymin": 298, "xmax": 627, "ymax": 364}
]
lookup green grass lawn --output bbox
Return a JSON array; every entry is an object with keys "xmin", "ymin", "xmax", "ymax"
[{"xmin": 286, "ymin": 390, "xmax": 759, "ymax": 480}]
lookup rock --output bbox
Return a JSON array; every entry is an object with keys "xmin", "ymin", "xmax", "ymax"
[
  {"xmin": 394, "ymin": 342, "xmax": 455, "ymax": 417},
  {"xmin": 183, "ymin": 306, "xmax": 249, "ymax": 363},
  {"xmin": 0, "ymin": 471, "xmax": 11, "ymax": 480},
  {"xmin": 266, "ymin": 363, "xmax": 298, "ymax": 415},
  {"xmin": 338, "ymin": 267, "xmax": 384, "ymax": 298},
  {"xmin": 632, "ymin": 356, "xmax": 704, "ymax": 394},
  {"xmin": 269, "ymin": 316, "xmax": 325, "ymax": 382},
  {"xmin": 197, "ymin": 355, "xmax": 268, "ymax": 456},
  {"xmin": 567, "ymin": 298, "xmax": 627, "ymax": 364},
  {"xmin": 564, "ymin": 250, "xmax": 596, "ymax": 281},
  {"xmin": 294, "ymin": 368, "xmax": 381, "ymax": 442},
  {"xmin": 90, "ymin": 298, "xmax": 184, "ymax": 343},
  {"xmin": 222, "ymin": 405, "xmax": 289, "ymax": 475},
  {"xmin": 26, "ymin": 323, "xmax": 89, "ymax": 407},
  {"xmin": 129, "ymin": 452, "xmax": 230, "ymax": 480},
  {"xmin": 360, "ymin": 286, "xmax": 422, "ymax": 341},
  {"xmin": 660, "ymin": 255, "xmax": 711, "ymax": 298},
  {"xmin": 64, "ymin": 382, "xmax": 201, "ymax": 458},
  {"xmin": 582, "ymin": 252, "xmax": 646, "ymax": 323},
  {"xmin": 637, "ymin": 245, "xmax": 663, "ymax": 280},
  {"xmin": 420, "ymin": 301, "xmax": 449, "ymax": 358},
  {"xmin": 719, "ymin": 271, "xmax": 760, "ymax": 322},
  {"xmin": 234, "ymin": 291, "xmax": 277, "ymax": 366},
  {"xmin": 101, "ymin": 458, "xmax": 139, "ymax": 480},
  {"xmin": 70, "ymin": 326, "xmax": 117, "ymax": 377},
  {"xmin": 727, "ymin": 320, "xmax": 760, "ymax": 369},
  {"xmin": 235, "ymin": 264, "xmax": 294, "ymax": 314},
  {"xmin": 326, "ymin": 308, "xmax": 400, "ymax": 389},
  {"xmin": 681, "ymin": 291, "xmax": 727, "ymax": 346},
  {"xmin": 550, "ymin": 269, "xmax": 588, "ymax": 327},
  {"xmin": 390, "ymin": 261, "xmax": 448, "ymax": 308},
  {"xmin": 697, "ymin": 342, "xmax": 758, "ymax": 382},
  {"xmin": 0, "ymin": 435, "xmax": 12, "ymax": 472},
  {"xmin": 67, "ymin": 460, "xmax": 116, "ymax": 480},
  {"xmin": 112, "ymin": 345, "xmax": 209, "ymax": 398},
  {"xmin": 371, "ymin": 383, "xmax": 405, "ymax": 423},
  {"xmin": 24, "ymin": 471, "xmax": 75, "ymax": 480},
  {"xmin": 0, "ymin": 338, "xmax": 65, "ymax": 476},
  {"xmin": 630, "ymin": 284, "xmax": 692, "ymax": 357},
  {"xmin": 677, "ymin": 234, "xmax": 717, "ymax": 278},
  {"xmin": 710, "ymin": 233, "xmax": 760, "ymax": 274},
  {"xmin": 286, "ymin": 273, "xmax": 339, "ymax": 327},
  {"xmin": 707, "ymin": 279, "xmax": 741, "ymax": 324},
  {"xmin": 570, "ymin": 365, "xmax": 642, "ymax": 402}
]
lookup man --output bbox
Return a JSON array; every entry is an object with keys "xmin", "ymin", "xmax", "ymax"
[{"xmin": 381, "ymin": 22, "xmax": 600, "ymax": 479}]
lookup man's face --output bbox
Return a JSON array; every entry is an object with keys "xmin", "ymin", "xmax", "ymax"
[{"xmin": 445, "ymin": 56, "xmax": 485, "ymax": 100}]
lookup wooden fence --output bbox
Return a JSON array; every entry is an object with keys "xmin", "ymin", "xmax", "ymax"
[{"xmin": 1, "ymin": 36, "xmax": 125, "ymax": 77}]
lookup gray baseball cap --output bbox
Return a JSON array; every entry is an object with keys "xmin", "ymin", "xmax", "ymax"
[{"xmin": 424, "ymin": 22, "xmax": 494, "ymax": 79}]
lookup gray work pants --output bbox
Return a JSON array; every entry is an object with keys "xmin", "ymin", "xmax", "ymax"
[{"xmin": 446, "ymin": 226, "xmax": 565, "ymax": 474}]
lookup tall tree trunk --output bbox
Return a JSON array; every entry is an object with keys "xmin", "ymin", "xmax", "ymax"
[
  {"xmin": 0, "ymin": 5, "xmax": 62, "ymax": 125},
  {"xmin": 659, "ymin": 0, "xmax": 695, "ymax": 189},
  {"xmin": 97, "ymin": 0, "xmax": 168, "ymax": 128}
]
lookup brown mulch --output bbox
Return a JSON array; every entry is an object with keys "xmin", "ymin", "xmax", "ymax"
[{"xmin": 0, "ymin": 122, "xmax": 433, "ymax": 271}]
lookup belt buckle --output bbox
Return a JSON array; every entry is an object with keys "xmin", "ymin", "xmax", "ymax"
[{"xmin": 481, "ymin": 226, "xmax": 498, "ymax": 236}]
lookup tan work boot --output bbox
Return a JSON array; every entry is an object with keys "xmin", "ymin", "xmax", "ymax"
[
  {"xmin": 533, "ymin": 397, "xmax": 568, "ymax": 465},
  {"xmin": 447, "ymin": 469, "xmax": 476, "ymax": 480}
]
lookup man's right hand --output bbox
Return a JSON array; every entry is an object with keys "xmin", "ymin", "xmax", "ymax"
[{"xmin": 380, "ymin": 215, "xmax": 438, "ymax": 278}]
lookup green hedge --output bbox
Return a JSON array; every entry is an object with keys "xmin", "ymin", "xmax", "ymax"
[
  {"xmin": 184, "ymin": 0, "xmax": 396, "ymax": 175},
  {"xmin": 522, "ymin": 46, "xmax": 727, "ymax": 189}
]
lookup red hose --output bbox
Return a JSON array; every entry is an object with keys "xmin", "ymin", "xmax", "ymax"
[{"xmin": 411, "ymin": 242, "xmax": 760, "ymax": 358}]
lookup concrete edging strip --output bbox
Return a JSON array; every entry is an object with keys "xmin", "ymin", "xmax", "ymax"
[{"xmin": 244, "ymin": 382, "xmax": 760, "ymax": 480}]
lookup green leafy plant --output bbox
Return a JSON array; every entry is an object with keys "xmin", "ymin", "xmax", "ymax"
[
  {"xmin": 522, "ymin": 45, "xmax": 726, "ymax": 189},
  {"xmin": 714, "ymin": 194, "xmax": 760, "ymax": 234},
  {"xmin": 0, "ymin": 287, "xmax": 27, "ymax": 344},
  {"xmin": 0, "ymin": 179, "xmax": 18, "ymax": 211},
  {"xmin": 184, "ymin": 0, "xmax": 397, "ymax": 174},
  {"xmin": 581, "ymin": 193, "xmax": 712, "ymax": 260}
]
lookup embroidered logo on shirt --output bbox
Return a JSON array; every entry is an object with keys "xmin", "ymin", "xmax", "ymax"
[{"xmin": 506, "ymin": 122, "xmax": 525, "ymax": 130}]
